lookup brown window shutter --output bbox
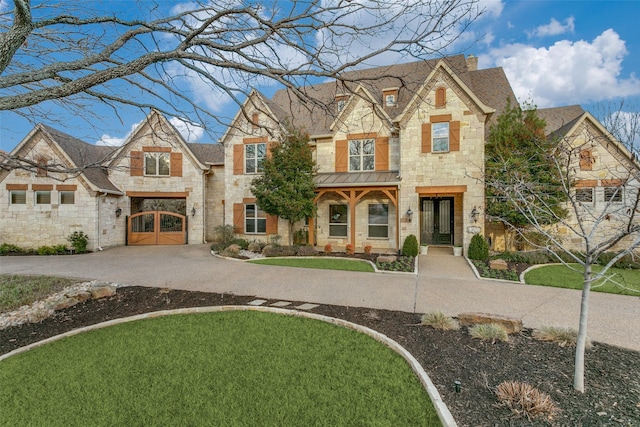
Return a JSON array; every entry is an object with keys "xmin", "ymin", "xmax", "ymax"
[
  {"xmin": 130, "ymin": 151, "xmax": 143, "ymax": 176},
  {"xmin": 335, "ymin": 139, "xmax": 348, "ymax": 172},
  {"xmin": 233, "ymin": 203, "xmax": 244, "ymax": 233},
  {"xmin": 421, "ymin": 123, "xmax": 431, "ymax": 153},
  {"xmin": 233, "ymin": 144, "xmax": 244, "ymax": 175},
  {"xmin": 375, "ymin": 137, "xmax": 389, "ymax": 171},
  {"xmin": 170, "ymin": 152, "xmax": 182, "ymax": 177},
  {"xmin": 579, "ymin": 149, "xmax": 593, "ymax": 171},
  {"xmin": 266, "ymin": 214, "xmax": 278, "ymax": 234},
  {"xmin": 450, "ymin": 121, "xmax": 460, "ymax": 151},
  {"xmin": 435, "ymin": 87, "xmax": 446, "ymax": 107}
]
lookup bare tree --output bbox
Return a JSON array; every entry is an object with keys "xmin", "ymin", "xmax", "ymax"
[
  {"xmin": 1, "ymin": 0, "xmax": 482, "ymax": 172},
  {"xmin": 485, "ymin": 106, "xmax": 640, "ymax": 393}
]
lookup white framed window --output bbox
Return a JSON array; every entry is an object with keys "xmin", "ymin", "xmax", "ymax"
[
  {"xmin": 35, "ymin": 191, "xmax": 51, "ymax": 204},
  {"xmin": 10, "ymin": 190, "xmax": 26, "ymax": 205},
  {"xmin": 604, "ymin": 187, "xmax": 623, "ymax": 203},
  {"xmin": 385, "ymin": 94, "xmax": 396, "ymax": 106},
  {"xmin": 349, "ymin": 139, "xmax": 375, "ymax": 171},
  {"xmin": 145, "ymin": 152, "xmax": 170, "ymax": 176},
  {"xmin": 59, "ymin": 191, "xmax": 75, "ymax": 205},
  {"xmin": 245, "ymin": 204, "xmax": 266, "ymax": 234},
  {"xmin": 329, "ymin": 204, "xmax": 348, "ymax": 237},
  {"xmin": 337, "ymin": 99, "xmax": 346, "ymax": 112},
  {"xmin": 576, "ymin": 188, "xmax": 594, "ymax": 204},
  {"xmin": 245, "ymin": 143, "xmax": 266, "ymax": 174},
  {"xmin": 368, "ymin": 204, "xmax": 389, "ymax": 238},
  {"xmin": 432, "ymin": 122, "xmax": 449, "ymax": 152}
]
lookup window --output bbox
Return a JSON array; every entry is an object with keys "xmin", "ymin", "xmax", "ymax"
[
  {"xmin": 432, "ymin": 122, "xmax": 450, "ymax": 152},
  {"xmin": 245, "ymin": 143, "xmax": 266, "ymax": 174},
  {"xmin": 245, "ymin": 204, "xmax": 266, "ymax": 234},
  {"xmin": 329, "ymin": 204, "xmax": 348, "ymax": 237},
  {"xmin": 60, "ymin": 191, "xmax": 75, "ymax": 204},
  {"xmin": 337, "ymin": 99, "xmax": 346, "ymax": 112},
  {"xmin": 385, "ymin": 94, "xmax": 396, "ymax": 106},
  {"xmin": 368, "ymin": 204, "xmax": 389, "ymax": 238},
  {"xmin": 349, "ymin": 139, "xmax": 375, "ymax": 171},
  {"xmin": 35, "ymin": 191, "xmax": 51, "ymax": 204},
  {"xmin": 10, "ymin": 190, "xmax": 26, "ymax": 205},
  {"xmin": 576, "ymin": 188, "xmax": 594, "ymax": 204},
  {"xmin": 604, "ymin": 187, "xmax": 623, "ymax": 203},
  {"xmin": 145, "ymin": 152, "xmax": 170, "ymax": 176}
]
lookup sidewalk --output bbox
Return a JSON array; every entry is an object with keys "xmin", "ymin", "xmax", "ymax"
[{"xmin": 1, "ymin": 244, "xmax": 638, "ymax": 351}]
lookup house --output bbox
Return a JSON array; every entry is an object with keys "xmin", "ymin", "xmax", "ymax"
[
  {"xmin": 1, "ymin": 111, "xmax": 224, "ymax": 251},
  {"xmin": 3, "ymin": 54, "xmax": 637, "ymax": 253}
]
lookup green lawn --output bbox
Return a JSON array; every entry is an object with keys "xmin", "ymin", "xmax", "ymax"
[
  {"xmin": 0, "ymin": 311, "xmax": 440, "ymax": 426},
  {"xmin": 0, "ymin": 274, "xmax": 77, "ymax": 313},
  {"xmin": 524, "ymin": 264, "xmax": 640, "ymax": 296},
  {"xmin": 249, "ymin": 257, "xmax": 375, "ymax": 272}
]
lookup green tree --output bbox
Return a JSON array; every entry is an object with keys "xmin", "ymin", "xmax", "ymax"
[
  {"xmin": 251, "ymin": 126, "xmax": 316, "ymax": 246},
  {"xmin": 485, "ymin": 100, "xmax": 568, "ymax": 248}
]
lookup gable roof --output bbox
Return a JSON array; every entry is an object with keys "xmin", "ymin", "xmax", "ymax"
[
  {"xmin": 536, "ymin": 105, "xmax": 586, "ymax": 138},
  {"xmin": 269, "ymin": 55, "xmax": 516, "ymax": 136},
  {"xmin": 188, "ymin": 143, "xmax": 224, "ymax": 165}
]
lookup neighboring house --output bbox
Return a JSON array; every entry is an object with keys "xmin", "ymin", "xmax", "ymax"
[
  {"xmin": 3, "ymin": 55, "xmax": 637, "ymax": 253},
  {"xmin": 1, "ymin": 111, "xmax": 224, "ymax": 251}
]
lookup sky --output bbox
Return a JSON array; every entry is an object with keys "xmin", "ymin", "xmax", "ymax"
[{"xmin": 1, "ymin": 0, "xmax": 640, "ymax": 152}]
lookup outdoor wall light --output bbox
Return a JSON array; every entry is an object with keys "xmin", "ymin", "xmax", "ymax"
[
  {"xmin": 406, "ymin": 207, "xmax": 413, "ymax": 221},
  {"xmin": 471, "ymin": 206, "xmax": 479, "ymax": 223},
  {"xmin": 191, "ymin": 207, "xmax": 196, "ymax": 217},
  {"xmin": 115, "ymin": 207, "xmax": 122, "ymax": 218}
]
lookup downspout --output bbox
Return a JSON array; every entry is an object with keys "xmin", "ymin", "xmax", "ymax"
[{"xmin": 202, "ymin": 168, "xmax": 212, "ymax": 244}]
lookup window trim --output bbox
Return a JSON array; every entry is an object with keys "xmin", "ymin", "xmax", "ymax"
[
  {"xmin": 348, "ymin": 138, "xmax": 375, "ymax": 172},
  {"xmin": 575, "ymin": 187, "xmax": 594, "ymax": 204},
  {"xmin": 59, "ymin": 191, "xmax": 75, "ymax": 205},
  {"xmin": 329, "ymin": 204, "xmax": 348, "ymax": 237},
  {"xmin": 10, "ymin": 190, "xmax": 27, "ymax": 205},
  {"xmin": 35, "ymin": 190, "xmax": 51, "ymax": 205},
  {"xmin": 245, "ymin": 203, "xmax": 267, "ymax": 234},
  {"xmin": 144, "ymin": 152, "xmax": 170, "ymax": 176},
  {"xmin": 432, "ymin": 122, "xmax": 450, "ymax": 153},
  {"xmin": 604, "ymin": 186, "xmax": 623, "ymax": 203},
  {"xmin": 245, "ymin": 142, "xmax": 266, "ymax": 174},
  {"xmin": 368, "ymin": 203, "xmax": 389, "ymax": 239}
]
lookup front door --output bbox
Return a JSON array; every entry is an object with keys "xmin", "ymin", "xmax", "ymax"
[{"xmin": 421, "ymin": 197, "xmax": 453, "ymax": 245}]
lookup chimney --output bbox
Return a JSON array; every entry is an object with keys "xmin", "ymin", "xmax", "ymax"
[{"xmin": 466, "ymin": 54, "xmax": 478, "ymax": 72}]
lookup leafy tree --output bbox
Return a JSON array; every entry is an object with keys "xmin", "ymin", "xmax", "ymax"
[
  {"xmin": 251, "ymin": 126, "xmax": 316, "ymax": 246},
  {"xmin": 485, "ymin": 100, "xmax": 568, "ymax": 248}
]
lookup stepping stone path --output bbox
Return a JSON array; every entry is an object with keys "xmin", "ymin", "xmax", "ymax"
[{"xmin": 247, "ymin": 299, "xmax": 319, "ymax": 311}]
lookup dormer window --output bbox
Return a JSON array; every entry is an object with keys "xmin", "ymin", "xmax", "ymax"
[
  {"xmin": 383, "ymin": 87, "xmax": 398, "ymax": 107},
  {"xmin": 335, "ymin": 95, "xmax": 348, "ymax": 113}
]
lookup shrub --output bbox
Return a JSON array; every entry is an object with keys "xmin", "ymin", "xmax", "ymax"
[
  {"xmin": 66, "ymin": 231, "xmax": 89, "ymax": 253},
  {"xmin": 296, "ymin": 246, "xmax": 317, "ymax": 256},
  {"xmin": 262, "ymin": 245, "xmax": 297, "ymax": 257},
  {"xmin": 402, "ymin": 234, "xmax": 418, "ymax": 257},
  {"xmin": 0, "ymin": 243, "xmax": 23, "ymax": 255},
  {"xmin": 268, "ymin": 234, "xmax": 282, "ymax": 247},
  {"xmin": 532, "ymin": 326, "xmax": 591, "ymax": 349},
  {"xmin": 324, "ymin": 243, "xmax": 332, "ymax": 253},
  {"xmin": 469, "ymin": 323, "xmax": 509, "ymax": 343},
  {"xmin": 53, "ymin": 244, "xmax": 68, "ymax": 254},
  {"xmin": 363, "ymin": 245, "xmax": 372, "ymax": 255},
  {"xmin": 37, "ymin": 246, "xmax": 58, "ymax": 255},
  {"xmin": 247, "ymin": 241, "xmax": 265, "ymax": 252},
  {"xmin": 231, "ymin": 238, "xmax": 249, "ymax": 250},
  {"xmin": 346, "ymin": 244, "xmax": 355, "ymax": 255},
  {"xmin": 467, "ymin": 234, "xmax": 489, "ymax": 261},
  {"xmin": 213, "ymin": 225, "xmax": 236, "ymax": 245},
  {"xmin": 420, "ymin": 311, "xmax": 459, "ymax": 330},
  {"xmin": 293, "ymin": 229, "xmax": 308, "ymax": 245},
  {"xmin": 597, "ymin": 251, "xmax": 640, "ymax": 269},
  {"xmin": 495, "ymin": 381, "xmax": 559, "ymax": 421}
]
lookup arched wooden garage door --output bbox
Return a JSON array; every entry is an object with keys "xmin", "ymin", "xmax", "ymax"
[{"xmin": 128, "ymin": 211, "xmax": 186, "ymax": 245}]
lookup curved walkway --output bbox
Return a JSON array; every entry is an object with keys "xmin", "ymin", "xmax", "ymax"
[{"xmin": 1, "ymin": 244, "xmax": 638, "ymax": 351}]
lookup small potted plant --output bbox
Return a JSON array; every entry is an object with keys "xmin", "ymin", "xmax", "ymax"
[
  {"xmin": 453, "ymin": 245, "xmax": 463, "ymax": 256},
  {"xmin": 419, "ymin": 244, "xmax": 429, "ymax": 255}
]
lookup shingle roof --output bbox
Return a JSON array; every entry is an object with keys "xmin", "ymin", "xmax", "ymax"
[
  {"xmin": 188, "ymin": 143, "xmax": 224, "ymax": 165},
  {"xmin": 536, "ymin": 105, "xmax": 585, "ymax": 138},
  {"xmin": 269, "ymin": 55, "xmax": 516, "ymax": 135},
  {"xmin": 40, "ymin": 124, "xmax": 122, "ymax": 193}
]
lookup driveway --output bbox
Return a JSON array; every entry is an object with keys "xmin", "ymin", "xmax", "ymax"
[{"xmin": 1, "ymin": 244, "xmax": 638, "ymax": 351}]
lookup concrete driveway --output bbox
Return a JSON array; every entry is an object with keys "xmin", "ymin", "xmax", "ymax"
[{"xmin": 1, "ymin": 244, "xmax": 638, "ymax": 351}]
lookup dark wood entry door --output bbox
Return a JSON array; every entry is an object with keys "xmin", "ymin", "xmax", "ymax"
[{"xmin": 421, "ymin": 197, "xmax": 453, "ymax": 245}]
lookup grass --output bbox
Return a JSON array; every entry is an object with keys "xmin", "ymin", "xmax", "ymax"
[
  {"xmin": 469, "ymin": 323, "xmax": 509, "ymax": 343},
  {"xmin": 533, "ymin": 326, "xmax": 591, "ymax": 349},
  {"xmin": 248, "ymin": 257, "xmax": 375, "ymax": 272},
  {"xmin": 0, "ymin": 311, "xmax": 440, "ymax": 426},
  {"xmin": 0, "ymin": 274, "xmax": 77, "ymax": 314},
  {"xmin": 524, "ymin": 264, "xmax": 640, "ymax": 296},
  {"xmin": 420, "ymin": 311, "xmax": 460, "ymax": 331}
]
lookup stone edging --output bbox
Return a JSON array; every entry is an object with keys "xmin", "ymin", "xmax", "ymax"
[{"xmin": 0, "ymin": 305, "xmax": 456, "ymax": 427}]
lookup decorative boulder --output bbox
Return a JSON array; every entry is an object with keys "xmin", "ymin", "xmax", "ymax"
[
  {"xmin": 458, "ymin": 312, "xmax": 523, "ymax": 334},
  {"xmin": 489, "ymin": 259, "xmax": 509, "ymax": 270},
  {"xmin": 90, "ymin": 284, "xmax": 117, "ymax": 299},
  {"xmin": 377, "ymin": 255, "xmax": 397, "ymax": 264}
]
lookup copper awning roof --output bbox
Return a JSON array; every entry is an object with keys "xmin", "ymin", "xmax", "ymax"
[{"xmin": 314, "ymin": 171, "xmax": 401, "ymax": 187}]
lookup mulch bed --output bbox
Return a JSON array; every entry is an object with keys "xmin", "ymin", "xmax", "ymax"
[{"xmin": 1, "ymin": 286, "xmax": 638, "ymax": 426}]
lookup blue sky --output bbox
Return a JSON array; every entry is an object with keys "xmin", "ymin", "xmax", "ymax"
[{"xmin": 2, "ymin": 0, "xmax": 639, "ymax": 152}]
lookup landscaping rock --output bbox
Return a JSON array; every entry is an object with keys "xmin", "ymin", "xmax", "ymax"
[
  {"xmin": 65, "ymin": 290, "xmax": 92, "ymax": 302},
  {"xmin": 377, "ymin": 255, "xmax": 397, "ymax": 263},
  {"xmin": 226, "ymin": 244, "xmax": 241, "ymax": 253},
  {"xmin": 458, "ymin": 312, "xmax": 523, "ymax": 334},
  {"xmin": 489, "ymin": 259, "xmax": 508, "ymax": 270},
  {"xmin": 51, "ymin": 297, "xmax": 80, "ymax": 311},
  {"xmin": 90, "ymin": 285, "xmax": 116, "ymax": 299}
]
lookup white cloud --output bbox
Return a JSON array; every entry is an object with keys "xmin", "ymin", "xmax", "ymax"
[
  {"xmin": 96, "ymin": 121, "xmax": 143, "ymax": 146},
  {"xmin": 528, "ymin": 16, "xmax": 575, "ymax": 38},
  {"xmin": 170, "ymin": 117, "xmax": 204, "ymax": 142},
  {"xmin": 482, "ymin": 29, "xmax": 640, "ymax": 107}
]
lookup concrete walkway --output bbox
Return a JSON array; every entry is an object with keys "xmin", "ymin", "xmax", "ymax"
[{"xmin": 1, "ymin": 244, "xmax": 638, "ymax": 351}]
